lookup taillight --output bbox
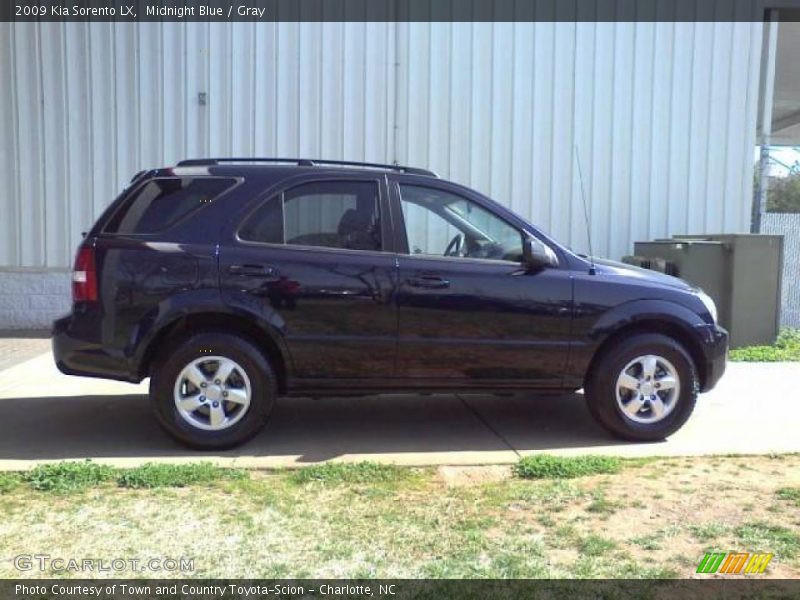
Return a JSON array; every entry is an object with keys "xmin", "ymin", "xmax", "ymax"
[{"xmin": 72, "ymin": 247, "xmax": 98, "ymax": 303}]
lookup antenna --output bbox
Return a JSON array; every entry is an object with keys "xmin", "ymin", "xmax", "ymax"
[{"xmin": 574, "ymin": 145, "xmax": 596, "ymax": 275}]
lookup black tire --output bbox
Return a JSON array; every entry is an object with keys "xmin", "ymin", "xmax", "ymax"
[
  {"xmin": 150, "ymin": 331, "xmax": 277, "ymax": 450},
  {"xmin": 585, "ymin": 333, "xmax": 698, "ymax": 441}
]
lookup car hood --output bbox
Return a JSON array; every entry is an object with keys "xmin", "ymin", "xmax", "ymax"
[{"xmin": 589, "ymin": 257, "xmax": 695, "ymax": 291}]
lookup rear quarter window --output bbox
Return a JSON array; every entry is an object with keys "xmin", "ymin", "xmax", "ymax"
[{"xmin": 104, "ymin": 177, "xmax": 237, "ymax": 235}]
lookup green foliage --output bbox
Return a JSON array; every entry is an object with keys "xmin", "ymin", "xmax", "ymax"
[
  {"xmin": 513, "ymin": 455, "xmax": 621, "ymax": 480},
  {"xmin": 116, "ymin": 462, "xmax": 245, "ymax": 489},
  {"xmin": 23, "ymin": 460, "xmax": 115, "ymax": 493},
  {"xmin": 735, "ymin": 522, "xmax": 800, "ymax": 559},
  {"xmin": 290, "ymin": 461, "xmax": 408, "ymax": 485},
  {"xmin": 776, "ymin": 487, "xmax": 800, "ymax": 507},
  {"xmin": 766, "ymin": 171, "xmax": 800, "ymax": 213},
  {"xmin": 17, "ymin": 461, "xmax": 244, "ymax": 492},
  {"xmin": 0, "ymin": 472, "xmax": 22, "ymax": 494},
  {"xmin": 729, "ymin": 329, "xmax": 800, "ymax": 362},
  {"xmin": 689, "ymin": 521, "xmax": 730, "ymax": 542},
  {"xmin": 579, "ymin": 534, "xmax": 617, "ymax": 556},
  {"xmin": 587, "ymin": 490, "xmax": 620, "ymax": 515},
  {"xmin": 630, "ymin": 534, "xmax": 662, "ymax": 550}
]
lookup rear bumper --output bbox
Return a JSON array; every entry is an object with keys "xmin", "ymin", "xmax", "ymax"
[
  {"xmin": 52, "ymin": 314, "xmax": 139, "ymax": 383},
  {"xmin": 697, "ymin": 323, "xmax": 728, "ymax": 393}
]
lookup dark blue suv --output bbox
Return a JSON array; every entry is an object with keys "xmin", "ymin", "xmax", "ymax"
[{"xmin": 53, "ymin": 158, "xmax": 728, "ymax": 449}]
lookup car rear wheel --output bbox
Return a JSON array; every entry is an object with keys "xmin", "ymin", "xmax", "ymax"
[
  {"xmin": 585, "ymin": 333, "xmax": 698, "ymax": 441},
  {"xmin": 150, "ymin": 332, "xmax": 276, "ymax": 449}
]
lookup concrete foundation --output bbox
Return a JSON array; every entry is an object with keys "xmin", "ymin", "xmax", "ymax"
[{"xmin": 0, "ymin": 269, "xmax": 71, "ymax": 331}]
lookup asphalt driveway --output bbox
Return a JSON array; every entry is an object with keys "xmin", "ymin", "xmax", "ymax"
[{"xmin": 0, "ymin": 338, "xmax": 797, "ymax": 469}]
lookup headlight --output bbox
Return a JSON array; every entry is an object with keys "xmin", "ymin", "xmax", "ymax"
[{"xmin": 696, "ymin": 290, "xmax": 717, "ymax": 323}]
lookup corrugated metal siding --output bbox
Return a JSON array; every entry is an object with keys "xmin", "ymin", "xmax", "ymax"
[
  {"xmin": 396, "ymin": 21, "xmax": 763, "ymax": 260},
  {"xmin": 1, "ymin": 20, "xmax": 762, "ymax": 268}
]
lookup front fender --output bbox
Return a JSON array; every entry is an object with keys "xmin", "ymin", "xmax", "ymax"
[
  {"xmin": 566, "ymin": 298, "xmax": 710, "ymax": 384},
  {"xmin": 588, "ymin": 298, "xmax": 708, "ymax": 341}
]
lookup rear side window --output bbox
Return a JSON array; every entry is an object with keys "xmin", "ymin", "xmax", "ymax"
[
  {"xmin": 104, "ymin": 177, "xmax": 236, "ymax": 234},
  {"xmin": 239, "ymin": 180, "xmax": 381, "ymax": 252},
  {"xmin": 238, "ymin": 196, "xmax": 283, "ymax": 244}
]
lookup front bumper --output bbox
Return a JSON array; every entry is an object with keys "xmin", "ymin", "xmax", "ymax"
[
  {"xmin": 697, "ymin": 323, "xmax": 728, "ymax": 392},
  {"xmin": 52, "ymin": 314, "xmax": 138, "ymax": 383}
]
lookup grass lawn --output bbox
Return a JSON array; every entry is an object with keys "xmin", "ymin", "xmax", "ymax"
[
  {"xmin": 729, "ymin": 329, "xmax": 800, "ymax": 362},
  {"xmin": 0, "ymin": 455, "xmax": 798, "ymax": 579}
]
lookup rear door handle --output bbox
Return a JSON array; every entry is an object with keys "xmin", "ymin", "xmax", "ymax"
[
  {"xmin": 407, "ymin": 275, "xmax": 450, "ymax": 289},
  {"xmin": 228, "ymin": 264, "xmax": 278, "ymax": 278}
]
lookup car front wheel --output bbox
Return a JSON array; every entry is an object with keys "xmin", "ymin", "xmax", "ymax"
[
  {"xmin": 150, "ymin": 332, "xmax": 276, "ymax": 449},
  {"xmin": 585, "ymin": 333, "xmax": 698, "ymax": 441}
]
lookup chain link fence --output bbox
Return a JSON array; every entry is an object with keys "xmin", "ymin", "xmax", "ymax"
[{"xmin": 762, "ymin": 213, "xmax": 800, "ymax": 328}]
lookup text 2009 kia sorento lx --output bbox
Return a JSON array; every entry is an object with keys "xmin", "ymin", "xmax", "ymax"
[{"xmin": 53, "ymin": 158, "xmax": 727, "ymax": 449}]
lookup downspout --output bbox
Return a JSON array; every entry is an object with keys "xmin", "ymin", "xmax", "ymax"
[
  {"xmin": 391, "ymin": 20, "xmax": 401, "ymax": 166},
  {"xmin": 753, "ymin": 10, "xmax": 779, "ymax": 233}
]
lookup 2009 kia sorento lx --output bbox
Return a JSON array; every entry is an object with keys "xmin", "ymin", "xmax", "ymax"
[{"xmin": 53, "ymin": 158, "xmax": 727, "ymax": 449}]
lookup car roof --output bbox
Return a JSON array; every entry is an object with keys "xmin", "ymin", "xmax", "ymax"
[
  {"xmin": 161, "ymin": 165, "xmax": 413, "ymax": 189},
  {"xmin": 172, "ymin": 158, "xmax": 438, "ymax": 178}
]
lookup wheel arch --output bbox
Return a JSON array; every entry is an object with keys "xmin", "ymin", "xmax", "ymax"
[
  {"xmin": 136, "ymin": 311, "xmax": 290, "ymax": 394},
  {"xmin": 582, "ymin": 301, "xmax": 709, "ymax": 391}
]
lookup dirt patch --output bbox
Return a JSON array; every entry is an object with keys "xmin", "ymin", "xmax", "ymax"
[
  {"xmin": 437, "ymin": 465, "xmax": 512, "ymax": 487},
  {"xmin": 520, "ymin": 455, "xmax": 800, "ymax": 578}
]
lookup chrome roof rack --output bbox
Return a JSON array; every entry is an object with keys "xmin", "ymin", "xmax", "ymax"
[{"xmin": 176, "ymin": 157, "xmax": 437, "ymax": 177}]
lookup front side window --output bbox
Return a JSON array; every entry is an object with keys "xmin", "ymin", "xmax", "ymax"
[
  {"xmin": 240, "ymin": 180, "xmax": 382, "ymax": 252},
  {"xmin": 105, "ymin": 177, "xmax": 236, "ymax": 234},
  {"xmin": 399, "ymin": 185, "xmax": 524, "ymax": 262}
]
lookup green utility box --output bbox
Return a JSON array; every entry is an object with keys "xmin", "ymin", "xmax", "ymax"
[{"xmin": 627, "ymin": 234, "xmax": 783, "ymax": 348}]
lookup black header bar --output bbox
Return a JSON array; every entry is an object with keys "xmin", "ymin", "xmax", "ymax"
[
  {"xmin": 4, "ymin": 579, "xmax": 800, "ymax": 600},
  {"xmin": 4, "ymin": 0, "xmax": 800, "ymax": 23}
]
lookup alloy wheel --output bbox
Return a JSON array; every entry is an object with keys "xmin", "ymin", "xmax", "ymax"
[
  {"xmin": 173, "ymin": 356, "xmax": 252, "ymax": 431},
  {"xmin": 615, "ymin": 354, "xmax": 680, "ymax": 424}
]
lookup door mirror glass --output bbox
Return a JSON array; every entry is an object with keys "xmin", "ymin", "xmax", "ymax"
[{"xmin": 523, "ymin": 237, "xmax": 559, "ymax": 270}]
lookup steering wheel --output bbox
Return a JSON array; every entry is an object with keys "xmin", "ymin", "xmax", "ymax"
[{"xmin": 444, "ymin": 233, "xmax": 464, "ymax": 257}]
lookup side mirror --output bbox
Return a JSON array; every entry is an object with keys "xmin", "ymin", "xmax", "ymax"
[{"xmin": 522, "ymin": 237, "xmax": 559, "ymax": 270}]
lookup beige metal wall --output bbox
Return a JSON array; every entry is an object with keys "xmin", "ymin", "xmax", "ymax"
[{"xmin": 0, "ymin": 20, "xmax": 763, "ymax": 268}]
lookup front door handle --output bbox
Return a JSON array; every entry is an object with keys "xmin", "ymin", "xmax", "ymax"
[
  {"xmin": 228, "ymin": 264, "xmax": 278, "ymax": 278},
  {"xmin": 407, "ymin": 275, "xmax": 450, "ymax": 289}
]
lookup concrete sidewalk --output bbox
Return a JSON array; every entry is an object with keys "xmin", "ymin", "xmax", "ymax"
[{"xmin": 0, "ymin": 340, "xmax": 797, "ymax": 470}]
